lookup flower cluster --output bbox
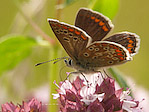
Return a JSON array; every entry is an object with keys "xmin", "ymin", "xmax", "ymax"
[
  {"xmin": 1, "ymin": 98, "xmax": 46, "ymax": 112},
  {"xmin": 53, "ymin": 73, "xmax": 142, "ymax": 112}
]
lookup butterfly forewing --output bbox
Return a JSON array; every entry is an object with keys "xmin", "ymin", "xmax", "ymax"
[
  {"xmin": 75, "ymin": 8, "xmax": 114, "ymax": 42},
  {"xmin": 78, "ymin": 41, "xmax": 131, "ymax": 68},
  {"xmin": 103, "ymin": 32, "xmax": 140, "ymax": 56},
  {"xmin": 48, "ymin": 19, "xmax": 91, "ymax": 60}
]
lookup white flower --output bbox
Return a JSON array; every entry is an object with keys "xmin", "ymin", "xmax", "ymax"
[
  {"xmin": 60, "ymin": 80, "xmax": 72, "ymax": 94},
  {"xmin": 52, "ymin": 80, "xmax": 72, "ymax": 99},
  {"xmin": 120, "ymin": 90, "xmax": 142, "ymax": 112},
  {"xmin": 83, "ymin": 73, "xmax": 103, "ymax": 87},
  {"xmin": 80, "ymin": 85, "xmax": 105, "ymax": 105},
  {"xmin": 52, "ymin": 93, "xmax": 60, "ymax": 99}
]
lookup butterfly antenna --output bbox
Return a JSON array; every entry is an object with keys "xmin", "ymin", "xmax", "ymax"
[
  {"xmin": 35, "ymin": 57, "xmax": 68, "ymax": 66},
  {"xmin": 103, "ymin": 69, "xmax": 110, "ymax": 78},
  {"xmin": 53, "ymin": 57, "xmax": 69, "ymax": 64}
]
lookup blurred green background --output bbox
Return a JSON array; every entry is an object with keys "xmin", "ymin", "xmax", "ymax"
[{"xmin": 0, "ymin": 0, "xmax": 148, "ymax": 110}]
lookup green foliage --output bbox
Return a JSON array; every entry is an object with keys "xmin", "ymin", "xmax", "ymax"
[
  {"xmin": 90, "ymin": 0, "xmax": 119, "ymax": 19},
  {"xmin": 0, "ymin": 35, "xmax": 37, "ymax": 75}
]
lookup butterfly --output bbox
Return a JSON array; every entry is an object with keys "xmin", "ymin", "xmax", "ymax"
[{"xmin": 47, "ymin": 8, "xmax": 140, "ymax": 73}]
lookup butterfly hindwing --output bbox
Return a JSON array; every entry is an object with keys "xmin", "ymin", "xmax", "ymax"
[
  {"xmin": 78, "ymin": 41, "xmax": 132, "ymax": 68},
  {"xmin": 103, "ymin": 32, "xmax": 140, "ymax": 56},
  {"xmin": 48, "ymin": 19, "xmax": 91, "ymax": 60},
  {"xmin": 75, "ymin": 8, "xmax": 114, "ymax": 42}
]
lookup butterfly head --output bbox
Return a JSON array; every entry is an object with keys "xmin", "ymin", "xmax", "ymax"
[
  {"xmin": 64, "ymin": 58, "xmax": 89, "ymax": 72},
  {"xmin": 64, "ymin": 58, "xmax": 73, "ymax": 67}
]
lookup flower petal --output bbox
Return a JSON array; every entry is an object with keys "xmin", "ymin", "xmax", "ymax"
[
  {"xmin": 52, "ymin": 93, "xmax": 60, "ymax": 99},
  {"xmin": 87, "ymin": 99, "xmax": 104, "ymax": 112}
]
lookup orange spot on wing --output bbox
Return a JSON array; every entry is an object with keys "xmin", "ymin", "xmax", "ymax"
[
  {"xmin": 102, "ymin": 26, "xmax": 108, "ymax": 31},
  {"xmin": 75, "ymin": 30, "xmax": 81, "ymax": 35},
  {"xmin": 62, "ymin": 26, "xmax": 67, "ymax": 29},
  {"xmin": 56, "ymin": 24, "xmax": 61, "ymax": 27},
  {"xmin": 102, "ymin": 43, "xmax": 107, "ymax": 46},
  {"xmin": 99, "ymin": 21, "xmax": 105, "ymax": 26},
  {"xmin": 127, "ymin": 37, "xmax": 131, "ymax": 40},
  {"xmin": 91, "ymin": 16, "xmax": 95, "ymax": 20},
  {"xmin": 81, "ymin": 35, "xmax": 87, "ymax": 40},
  {"xmin": 95, "ymin": 18, "xmax": 100, "ymax": 22},
  {"xmin": 113, "ymin": 46, "xmax": 119, "ymax": 49},
  {"xmin": 110, "ymin": 45, "xmax": 114, "ymax": 47},
  {"xmin": 129, "ymin": 40, "xmax": 134, "ymax": 43},
  {"xmin": 117, "ymin": 53, "xmax": 123, "ymax": 56},
  {"xmin": 128, "ymin": 44, "xmax": 133, "ymax": 47},
  {"xmin": 119, "ymin": 57, "xmax": 124, "ymax": 60},
  {"xmin": 51, "ymin": 23, "xmax": 56, "ymax": 27},
  {"xmin": 116, "ymin": 49, "xmax": 122, "ymax": 52},
  {"xmin": 68, "ymin": 28, "xmax": 74, "ymax": 32},
  {"xmin": 127, "ymin": 48, "xmax": 132, "ymax": 53},
  {"xmin": 95, "ymin": 43, "xmax": 100, "ymax": 46}
]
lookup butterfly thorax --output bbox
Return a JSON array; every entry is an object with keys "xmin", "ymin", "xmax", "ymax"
[{"xmin": 64, "ymin": 58, "xmax": 97, "ymax": 73}]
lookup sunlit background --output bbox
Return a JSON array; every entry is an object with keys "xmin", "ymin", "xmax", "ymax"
[{"xmin": 0, "ymin": 0, "xmax": 148, "ymax": 111}]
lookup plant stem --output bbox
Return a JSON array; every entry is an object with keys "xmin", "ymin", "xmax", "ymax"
[
  {"xmin": 55, "ymin": 0, "xmax": 64, "ymax": 20},
  {"xmin": 13, "ymin": 0, "xmax": 55, "ymax": 45}
]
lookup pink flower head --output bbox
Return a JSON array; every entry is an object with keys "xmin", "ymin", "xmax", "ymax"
[
  {"xmin": 1, "ymin": 98, "xmax": 46, "ymax": 112},
  {"xmin": 1, "ymin": 102, "xmax": 20, "ymax": 112},
  {"xmin": 53, "ymin": 73, "xmax": 143, "ymax": 112}
]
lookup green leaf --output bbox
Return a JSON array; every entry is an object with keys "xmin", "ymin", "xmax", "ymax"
[
  {"xmin": 0, "ymin": 35, "xmax": 37, "ymax": 75},
  {"xmin": 90, "ymin": 0, "xmax": 119, "ymax": 19}
]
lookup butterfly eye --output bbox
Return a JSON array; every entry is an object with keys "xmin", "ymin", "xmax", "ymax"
[
  {"xmin": 64, "ymin": 59, "xmax": 72, "ymax": 67},
  {"xmin": 64, "ymin": 59, "xmax": 67, "ymax": 63},
  {"xmin": 68, "ymin": 59, "xmax": 72, "ymax": 66}
]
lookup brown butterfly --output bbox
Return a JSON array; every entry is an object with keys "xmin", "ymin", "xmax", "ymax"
[{"xmin": 48, "ymin": 8, "xmax": 140, "ymax": 73}]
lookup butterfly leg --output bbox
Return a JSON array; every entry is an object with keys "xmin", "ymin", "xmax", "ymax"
[
  {"xmin": 103, "ymin": 69, "xmax": 110, "ymax": 78},
  {"xmin": 63, "ymin": 71, "xmax": 89, "ymax": 86},
  {"xmin": 80, "ymin": 72, "xmax": 89, "ymax": 86},
  {"xmin": 63, "ymin": 72, "xmax": 73, "ymax": 81},
  {"xmin": 63, "ymin": 71, "xmax": 83, "ymax": 80},
  {"xmin": 92, "ymin": 70, "xmax": 107, "ymax": 79}
]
